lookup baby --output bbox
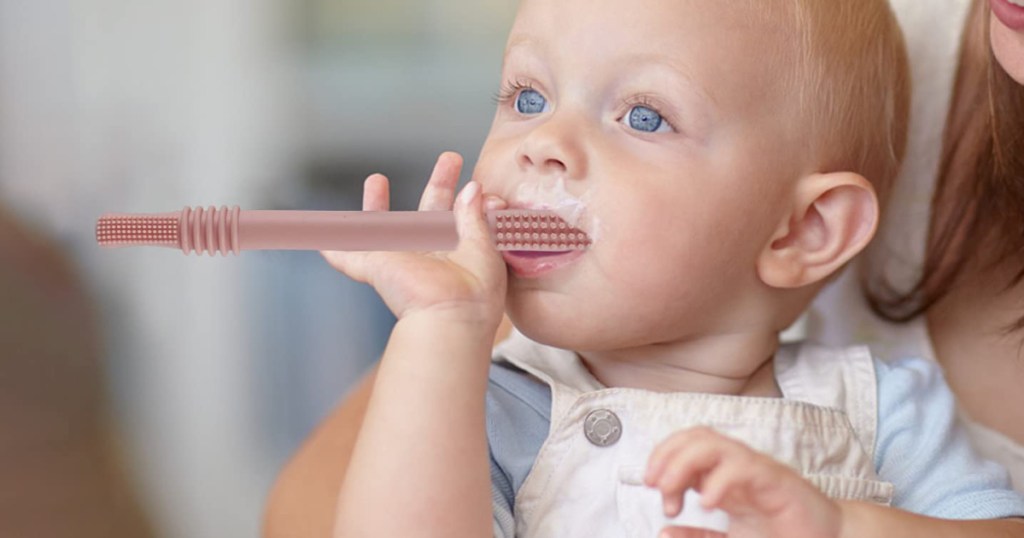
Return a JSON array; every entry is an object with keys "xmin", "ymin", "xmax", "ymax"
[{"xmin": 325, "ymin": 0, "xmax": 1024, "ymax": 536}]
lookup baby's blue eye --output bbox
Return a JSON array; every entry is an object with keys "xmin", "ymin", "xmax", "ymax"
[
  {"xmin": 516, "ymin": 89, "xmax": 548, "ymax": 115},
  {"xmin": 627, "ymin": 105, "xmax": 665, "ymax": 133}
]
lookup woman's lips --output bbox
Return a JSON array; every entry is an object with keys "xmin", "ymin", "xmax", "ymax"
[
  {"xmin": 992, "ymin": 0, "xmax": 1024, "ymax": 31},
  {"xmin": 501, "ymin": 249, "xmax": 584, "ymax": 278}
]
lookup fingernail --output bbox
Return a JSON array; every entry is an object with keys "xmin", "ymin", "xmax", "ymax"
[{"xmin": 459, "ymin": 181, "xmax": 480, "ymax": 206}]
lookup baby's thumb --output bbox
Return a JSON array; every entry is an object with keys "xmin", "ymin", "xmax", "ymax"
[
  {"xmin": 454, "ymin": 181, "xmax": 501, "ymax": 269},
  {"xmin": 454, "ymin": 181, "xmax": 490, "ymax": 245}
]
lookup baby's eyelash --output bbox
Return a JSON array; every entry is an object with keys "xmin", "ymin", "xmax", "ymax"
[
  {"xmin": 621, "ymin": 95, "xmax": 661, "ymax": 116},
  {"xmin": 493, "ymin": 78, "xmax": 534, "ymax": 105}
]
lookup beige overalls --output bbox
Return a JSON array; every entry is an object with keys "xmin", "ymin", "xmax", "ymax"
[{"xmin": 492, "ymin": 331, "xmax": 894, "ymax": 537}]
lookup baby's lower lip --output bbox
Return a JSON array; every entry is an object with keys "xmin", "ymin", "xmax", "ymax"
[{"xmin": 501, "ymin": 249, "xmax": 584, "ymax": 278}]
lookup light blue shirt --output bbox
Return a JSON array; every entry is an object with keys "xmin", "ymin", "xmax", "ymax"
[{"xmin": 487, "ymin": 354, "xmax": 1024, "ymax": 531}]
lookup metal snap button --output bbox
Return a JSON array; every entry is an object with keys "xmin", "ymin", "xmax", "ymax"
[{"xmin": 583, "ymin": 409, "xmax": 622, "ymax": 447}]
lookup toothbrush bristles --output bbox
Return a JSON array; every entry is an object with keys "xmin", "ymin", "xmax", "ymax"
[
  {"xmin": 492, "ymin": 211, "xmax": 590, "ymax": 251},
  {"xmin": 96, "ymin": 214, "xmax": 179, "ymax": 247}
]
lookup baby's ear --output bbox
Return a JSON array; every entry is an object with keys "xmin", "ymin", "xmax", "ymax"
[{"xmin": 756, "ymin": 172, "xmax": 878, "ymax": 289}]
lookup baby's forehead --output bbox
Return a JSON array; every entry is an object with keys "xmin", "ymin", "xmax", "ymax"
[
  {"xmin": 510, "ymin": 0, "xmax": 801, "ymax": 36},
  {"xmin": 505, "ymin": 0, "xmax": 805, "ymax": 69},
  {"xmin": 505, "ymin": 0, "xmax": 804, "ymax": 106}
]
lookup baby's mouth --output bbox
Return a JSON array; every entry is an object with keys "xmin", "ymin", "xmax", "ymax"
[
  {"xmin": 507, "ymin": 250, "xmax": 572, "ymax": 258},
  {"xmin": 501, "ymin": 248, "xmax": 586, "ymax": 278}
]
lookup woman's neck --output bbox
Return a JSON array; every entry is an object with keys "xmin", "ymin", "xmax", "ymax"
[{"xmin": 928, "ymin": 255, "xmax": 1024, "ymax": 446}]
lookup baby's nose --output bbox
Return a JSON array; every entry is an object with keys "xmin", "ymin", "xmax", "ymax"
[
  {"xmin": 519, "ymin": 151, "xmax": 568, "ymax": 174},
  {"xmin": 514, "ymin": 113, "xmax": 588, "ymax": 180}
]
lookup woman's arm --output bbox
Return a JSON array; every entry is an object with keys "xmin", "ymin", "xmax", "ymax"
[
  {"xmin": 262, "ymin": 366, "xmax": 376, "ymax": 538},
  {"xmin": 840, "ymin": 502, "xmax": 1024, "ymax": 538},
  {"xmin": 262, "ymin": 316, "xmax": 513, "ymax": 538}
]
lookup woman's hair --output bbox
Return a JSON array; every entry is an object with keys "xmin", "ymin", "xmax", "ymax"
[{"xmin": 867, "ymin": 0, "xmax": 1024, "ymax": 330}]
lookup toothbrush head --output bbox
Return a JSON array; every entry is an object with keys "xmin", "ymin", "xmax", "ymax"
[
  {"xmin": 489, "ymin": 210, "xmax": 590, "ymax": 251},
  {"xmin": 95, "ymin": 213, "xmax": 180, "ymax": 248}
]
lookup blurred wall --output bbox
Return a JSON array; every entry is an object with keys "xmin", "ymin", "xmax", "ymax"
[{"xmin": 0, "ymin": 0, "xmax": 514, "ymax": 536}]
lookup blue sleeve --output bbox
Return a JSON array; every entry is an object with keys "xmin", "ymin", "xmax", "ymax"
[
  {"xmin": 486, "ymin": 361, "xmax": 552, "ymax": 537},
  {"xmin": 491, "ymin": 453, "xmax": 515, "ymax": 538},
  {"xmin": 874, "ymin": 357, "xmax": 1024, "ymax": 518}
]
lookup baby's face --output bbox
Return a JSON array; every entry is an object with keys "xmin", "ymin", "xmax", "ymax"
[{"xmin": 474, "ymin": 0, "xmax": 807, "ymax": 349}]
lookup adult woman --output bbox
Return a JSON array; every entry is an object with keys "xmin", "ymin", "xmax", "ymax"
[
  {"xmin": 262, "ymin": 0, "xmax": 1024, "ymax": 535},
  {"xmin": 808, "ymin": 0, "xmax": 1024, "ymax": 490}
]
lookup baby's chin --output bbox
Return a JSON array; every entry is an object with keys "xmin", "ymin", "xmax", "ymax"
[
  {"xmin": 513, "ymin": 318, "xmax": 591, "ymax": 351},
  {"xmin": 507, "ymin": 300, "xmax": 626, "ymax": 352}
]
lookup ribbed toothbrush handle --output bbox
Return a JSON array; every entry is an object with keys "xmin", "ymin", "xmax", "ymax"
[{"xmin": 179, "ymin": 205, "xmax": 242, "ymax": 256}]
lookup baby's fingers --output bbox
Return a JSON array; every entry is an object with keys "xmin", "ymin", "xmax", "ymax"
[
  {"xmin": 457, "ymin": 182, "xmax": 510, "ymax": 317},
  {"xmin": 418, "ymin": 151, "xmax": 462, "ymax": 211},
  {"xmin": 320, "ymin": 250, "xmax": 362, "ymax": 281},
  {"xmin": 655, "ymin": 444, "xmax": 726, "ymax": 516},
  {"xmin": 452, "ymin": 181, "xmax": 503, "ymax": 274},
  {"xmin": 647, "ymin": 433, "xmax": 692, "ymax": 486},
  {"xmin": 320, "ymin": 174, "xmax": 390, "ymax": 282},
  {"xmin": 659, "ymin": 527, "xmax": 726, "ymax": 538},
  {"xmin": 696, "ymin": 454, "xmax": 763, "ymax": 510},
  {"xmin": 484, "ymin": 193, "xmax": 508, "ymax": 212},
  {"xmin": 362, "ymin": 173, "xmax": 390, "ymax": 211}
]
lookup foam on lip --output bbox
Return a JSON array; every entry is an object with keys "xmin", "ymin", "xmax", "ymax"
[{"xmin": 513, "ymin": 177, "xmax": 601, "ymax": 245}]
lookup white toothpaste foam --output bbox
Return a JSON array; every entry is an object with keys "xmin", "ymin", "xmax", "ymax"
[{"xmin": 514, "ymin": 177, "xmax": 601, "ymax": 244}]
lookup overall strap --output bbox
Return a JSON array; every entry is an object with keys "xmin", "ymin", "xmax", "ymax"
[{"xmin": 774, "ymin": 342, "xmax": 879, "ymax": 461}]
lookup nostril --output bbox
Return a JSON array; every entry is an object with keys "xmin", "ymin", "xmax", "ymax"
[
  {"xmin": 516, "ymin": 135, "xmax": 578, "ymax": 176},
  {"xmin": 544, "ymin": 158, "xmax": 567, "ymax": 172}
]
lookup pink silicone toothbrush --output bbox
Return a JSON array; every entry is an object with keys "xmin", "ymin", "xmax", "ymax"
[{"xmin": 95, "ymin": 205, "xmax": 591, "ymax": 256}]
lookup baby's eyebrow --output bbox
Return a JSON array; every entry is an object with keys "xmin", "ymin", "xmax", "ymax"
[
  {"xmin": 505, "ymin": 33, "xmax": 533, "ymax": 53},
  {"xmin": 619, "ymin": 52, "xmax": 718, "ymax": 110},
  {"xmin": 502, "ymin": 33, "xmax": 537, "ymax": 66}
]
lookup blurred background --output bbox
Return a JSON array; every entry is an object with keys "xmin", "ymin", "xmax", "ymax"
[{"xmin": 0, "ymin": 0, "xmax": 515, "ymax": 536}]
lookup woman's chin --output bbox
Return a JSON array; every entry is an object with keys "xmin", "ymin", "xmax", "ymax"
[{"xmin": 992, "ymin": 14, "xmax": 1024, "ymax": 85}]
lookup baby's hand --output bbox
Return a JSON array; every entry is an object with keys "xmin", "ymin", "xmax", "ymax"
[
  {"xmin": 321, "ymin": 152, "xmax": 508, "ymax": 328},
  {"xmin": 645, "ymin": 427, "xmax": 841, "ymax": 538}
]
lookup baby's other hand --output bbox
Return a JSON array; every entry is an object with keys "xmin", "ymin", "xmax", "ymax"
[
  {"xmin": 321, "ymin": 152, "xmax": 508, "ymax": 328},
  {"xmin": 645, "ymin": 427, "xmax": 841, "ymax": 538}
]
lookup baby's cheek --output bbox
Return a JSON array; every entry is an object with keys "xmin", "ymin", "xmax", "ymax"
[
  {"xmin": 472, "ymin": 136, "xmax": 521, "ymax": 189},
  {"xmin": 595, "ymin": 228, "xmax": 678, "ymax": 291},
  {"xmin": 603, "ymin": 221, "xmax": 731, "ymax": 301},
  {"xmin": 471, "ymin": 157, "xmax": 500, "ymax": 191}
]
